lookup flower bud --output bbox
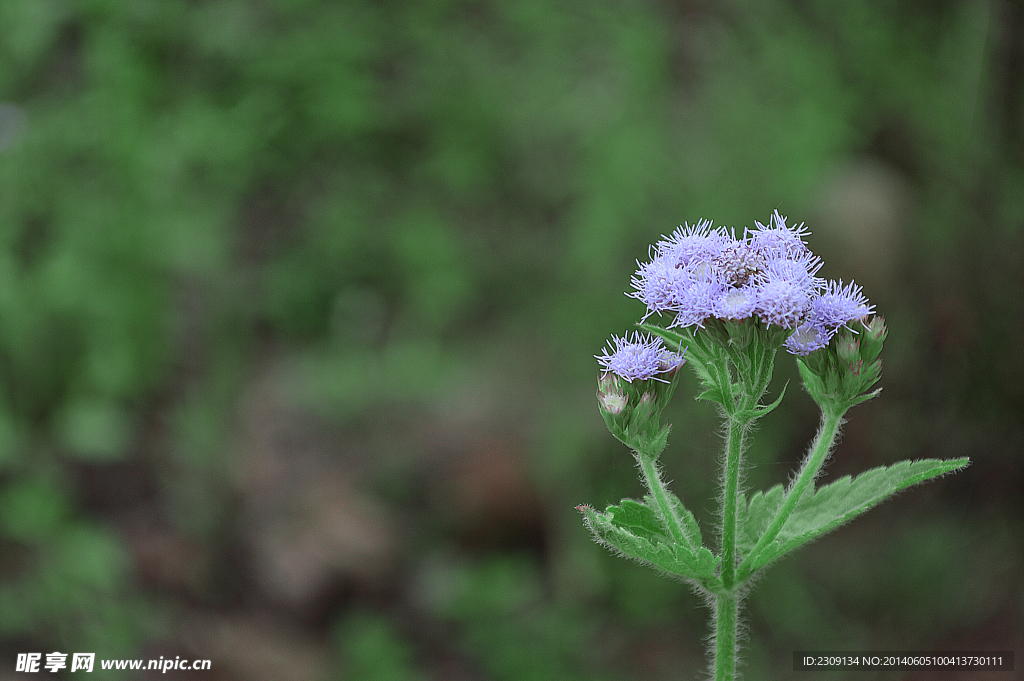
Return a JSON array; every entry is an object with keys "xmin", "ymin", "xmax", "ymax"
[
  {"xmin": 598, "ymin": 390, "xmax": 628, "ymax": 416},
  {"xmin": 595, "ymin": 333, "xmax": 685, "ymax": 458},
  {"xmin": 597, "ymin": 374, "xmax": 679, "ymax": 457},
  {"xmin": 597, "ymin": 372, "xmax": 629, "ymax": 434},
  {"xmin": 796, "ymin": 316, "xmax": 886, "ymax": 412},
  {"xmin": 859, "ymin": 315, "xmax": 886, "ymax": 363},
  {"xmin": 836, "ymin": 335, "xmax": 860, "ymax": 364}
]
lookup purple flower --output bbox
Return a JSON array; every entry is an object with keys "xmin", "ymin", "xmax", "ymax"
[
  {"xmin": 758, "ymin": 250, "xmax": 824, "ymax": 285},
  {"xmin": 784, "ymin": 321, "xmax": 831, "ymax": 355},
  {"xmin": 658, "ymin": 220, "xmax": 724, "ymax": 269},
  {"xmin": 596, "ymin": 332, "xmax": 685, "ymax": 382},
  {"xmin": 714, "ymin": 285, "xmax": 759, "ymax": 320},
  {"xmin": 713, "ymin": 237, "xmax": 763, "ymax": 287},
  {"xmin": 757, "ymin": 281, "xmax": 810, "ymax": 328},
  {"xmin": 782, "ymin": 281, "xmax": 875, "ymax": 355},
  {"xmin": 807, "ymin": 279, "xmax": 874, "ymax": 331},
  {"xmin": 630, "ymin": 221, "xmax": 723, "ymax": 327},
  {"xmin": 668, "ymin": 270, "xmax": 724, "ymax": 329},
  {"xmin": 750, "ymin": 210, "xmax": 811, "ymax": 260},
  {"xmin": 629, "ymin": 254, "xmax": 687, "ymax": 319},
  {"xmin": 627, "ymin": 212, "xmax": 871, "ymax": 339},
  {"xmin": 754, "ymin": 258, "xmax": 820, "ymax": 329}
]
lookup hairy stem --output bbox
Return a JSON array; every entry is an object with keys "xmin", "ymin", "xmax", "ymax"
[
  {"xmin": 720, "ymin": 414, "xmax": 748, "ymax": 589},
  {"xmin": 738, "ymin": 407, "xmax": 845, "ymax": 578},
  {"xmin": 638, "ymin": 454, "xmax": 692, "ymax": 550},
  {"xmin": 713, "ymin": 590, "xmax": 740, "ymax": 681}
]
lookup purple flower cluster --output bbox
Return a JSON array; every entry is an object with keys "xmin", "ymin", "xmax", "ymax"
[
  {"xmin": 596, "ymin": 332, "xmax": 685, "ymax": 382},
  {"xmin": 627, "ymin": 211, "xmax": 874, "ymax": 355}
]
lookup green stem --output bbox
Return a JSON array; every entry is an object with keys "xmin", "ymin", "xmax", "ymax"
[
  {"xmin": 737, "ymin": 407, "xmax": 845, "ymax": 578},
  {"xmin": 720, "ymin": 414, "xmax": 747, "ymax": 589},
  {"xmin": 638, "ymin": 454, "xmax": 692, "ymax": 550},
  {"xmin": 712, "ymin": 590, "xmax": 740, "ymax": 681}
]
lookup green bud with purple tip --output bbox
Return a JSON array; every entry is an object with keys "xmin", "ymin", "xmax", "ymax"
[{"xmin": 797, "ymin": 316, "xmax": 887, "ymax": 412}]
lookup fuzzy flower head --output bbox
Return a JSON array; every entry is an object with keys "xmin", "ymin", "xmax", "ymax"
[
  {"xmin": 750, "ymin": 210, "xmax": 811, "ymax": 260},
  {"xmin": 782, "ymin": 280, "xmax": 876, "ymax": 356},
  {"xmin": 629, "ymin": 213, "xmax": 825, "ymax": 333},
  {"xmin": 754, "ymin": 256, "xmax": 822, "ymax": 329},
  {"xmin": 714, "ymin": 285, "xmax": 759, "ymax": 320},
  {"xmin": 658, "ymin": 219, "xmax": 725, "ymax": 270},
  {"xmin": 596, "ymin": 332, "xmax": 686, "ymax": 453},
  {"xmin": 714, "ymin": 243, "xmax": 760, "ymax": 288},
  {"xmin": 630, "ymin": 254, "xmax": 684, "ymax": 318},
  {"xmin": 626, "ymin": 211, "xmax": 876, "ymax": 357},
  {"xmin": 667, "ymin": 269, "xmax": 725, "ymax": 329},
  {"xmin": 596, "ymin": 332, "xmax": 685, "ymax": 383},
  {"xmin": 783, "ymin": 321, "xmax": 831, "ymax": 355},
  {"xmin": 807, "ymin": 279, "xmax": 874, "ymax": 331}
]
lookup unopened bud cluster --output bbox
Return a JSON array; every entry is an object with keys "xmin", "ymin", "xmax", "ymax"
[{"xmin": 797, "ymin": 315, "xmax": 887, "ymax": 411}]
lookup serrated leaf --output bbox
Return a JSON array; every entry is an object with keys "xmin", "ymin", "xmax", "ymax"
[
  {"xmin": 610, "ymin": 498, "xmax": 668, "ymax": 543},
  {"xmin": 578, "ymin": 504, "xmax": 717, "ymax": 582},
  {"xmin": 745, "ymin": 458, "xmax": 969, "ymax": 572},
  {"xmin": 695, "ymin": 545, "xmax": 718, "ymax": 577},
  {"xmin": 737, "ymin": 484, "xmax": 785, "ymax": 556},
  {"xmin": 584, "ymin": 509, "xmax": 685, "ymax": 576},
  {"xmin": 661, "ymin": 490, "xmax": 703, "ymax": 549},
  {"xmin": 671, "ymin": 544, "xmax": 718, "ymax": 581}
]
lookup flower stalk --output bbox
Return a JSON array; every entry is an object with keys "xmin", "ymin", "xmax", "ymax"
[
  {"xmin": 713, "ymin": 590, "xmax": 740, "ymax": 681},
  {"xmin": 638, "ymin": 454, "xmax": 690, "ymax": 550},
  {"xmin": 720, "ymin": 412, "xmax": 747, "ymax": 590},
  {"xmin": 736, "ymin": 406, "xmax": 844, "ymax": 581}
]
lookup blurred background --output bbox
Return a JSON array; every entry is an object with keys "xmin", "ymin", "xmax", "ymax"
[{"xmin": 0, "ymin": 0, "xmax": 1021, "ymax": 679}]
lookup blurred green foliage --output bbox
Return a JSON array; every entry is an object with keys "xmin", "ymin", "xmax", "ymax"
[{"xmin": 1, "ymin": 0, "xmax": 1020, "ymax": 679}]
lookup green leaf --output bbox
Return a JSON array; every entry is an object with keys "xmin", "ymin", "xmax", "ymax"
[
  {"xmin": 744, "ymin": 458, "xmax": 969, "ymax": 573},
  {"xmin": 610, "ymin": 498, "xmax": 669, "ymax": 543},
  {"xmin": 695, "ymin": 386, "xmax": 730, "ymax": 406},
  {"xmin": 737, "ymin": 484, "xmax": 785, "ymax": 556},
  {"xmin": 578, "ymin": 502, "xmax": 717, "ymax": 582},
  {"xmin": 751, "ymin": 380, "xmax": 788, "ymax": 418},
  {"xmin": 636, "ymin": 324, "xmax": 689, "ymax": 351},
  {"xmin": 673, "ymin": 543, "xmax": 718, "ymax": 579},
  {"xmin": 661, "ymin": 490, "xmax": 703, "ymax": 549}
]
